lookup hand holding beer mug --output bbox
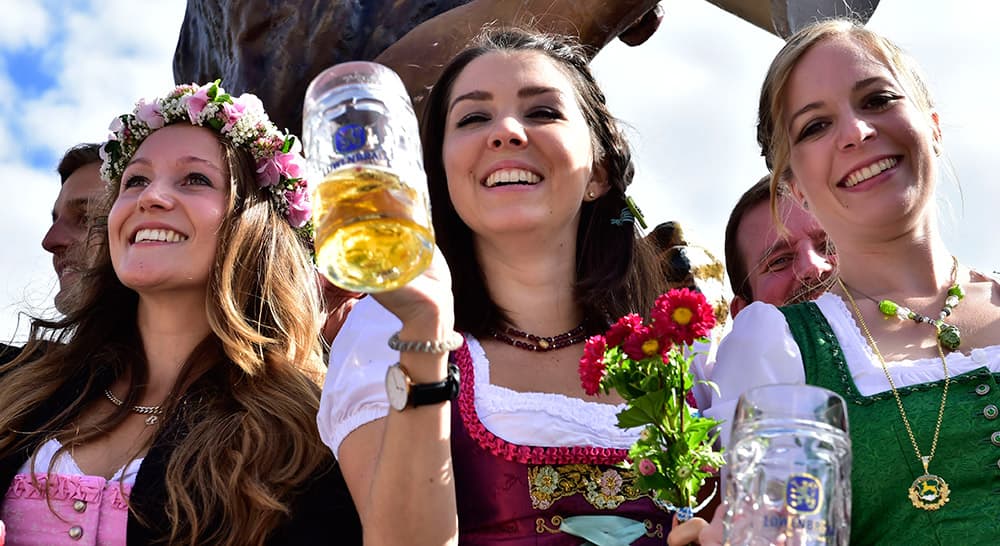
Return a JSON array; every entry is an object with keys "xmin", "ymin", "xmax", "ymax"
[
  {"xmin": 723, "ymin": 384, "xmax": 851, "ymax": 546},
  {"xmin": 304, "ymin": 61, "xmax": 434, "ymax": 292}
]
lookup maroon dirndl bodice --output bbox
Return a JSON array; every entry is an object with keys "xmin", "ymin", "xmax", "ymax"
[{"xmin": 450, "ymin": 344, "xmax": 672, "ymax": 545}]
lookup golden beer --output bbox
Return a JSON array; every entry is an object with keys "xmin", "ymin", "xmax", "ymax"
[{"xmin": 313, "ymin": 165, "xmax": 434, "ymax": 292}]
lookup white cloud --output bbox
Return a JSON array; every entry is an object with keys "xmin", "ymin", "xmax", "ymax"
[
  {"xmin": 0, "ymin": 163, "xmax": 61, "ymax": 343},
  {"xmin": 19, "ymin": 1, "xmax": 186, "ymax": 156},
  {"xmin": 0, "ymin": 0, "xmax": 51, "ymax": 49},
  {"xmin": 3, "ymin": 0, "xmax": 187, "ymax": 343},
  {"xmin": 593, "ymin": 0, "xmax": 999, "ymax": 273}
]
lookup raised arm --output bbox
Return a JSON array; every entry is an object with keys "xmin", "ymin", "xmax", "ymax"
[{"xmin": 326, "ymin": 249, "xmax": 461, "ymax": 545}]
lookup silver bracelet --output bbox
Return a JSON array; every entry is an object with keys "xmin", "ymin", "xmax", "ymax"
[{"xmin": 388, "ymin": 331, "xmax": 464, "ymax": 354}]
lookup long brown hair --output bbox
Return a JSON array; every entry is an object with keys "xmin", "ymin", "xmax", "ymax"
[
  {"xmin": 0, "ymin": 133, "xmax": 330, "ymax": 545},
  {"xmin": 420, "ymin": 28, "xmax": 665, "ymax": 336}
]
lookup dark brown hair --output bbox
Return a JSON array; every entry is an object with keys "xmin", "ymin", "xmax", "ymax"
[
  {"xmin": 57, "ymin": 143, "xmax": 102, "ymax": 183},
  {"xmin": 724, "ymin": 175, "xmax": 779, "ymax": 302},
  {"xmin": 419, "ymin": 28, "xmax": 664, "ymax": 336}
]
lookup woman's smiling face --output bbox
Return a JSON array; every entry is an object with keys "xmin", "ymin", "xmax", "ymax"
[
  {"xmin": 441, "ymin": 50, "xmax": 607, "ymax": 239},
  {"xmin": 782, "ymin": 36, "xmax": 941, "ymax": 243},
  {"xmin": 108, "ymin": 124, "xmax": 229, "ymax": 295}
]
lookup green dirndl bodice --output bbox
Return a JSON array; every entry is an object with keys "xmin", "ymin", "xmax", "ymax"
[{"xmin": 779, "ymin": 302, "xmax": 1000, "ymax": 545}]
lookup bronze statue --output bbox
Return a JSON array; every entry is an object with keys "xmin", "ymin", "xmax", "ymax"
[{"xmin": 173, "ymin": 0, "xmax": 664, "ymax": 133}]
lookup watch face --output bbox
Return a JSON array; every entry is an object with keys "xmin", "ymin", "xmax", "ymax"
[{"xmin": 385, "ymin": 364, "xmax": 409, "ymax": 411}]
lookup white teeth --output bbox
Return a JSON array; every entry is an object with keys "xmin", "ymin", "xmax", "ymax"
[
  {"xmin": 134, "ymin": 228, "xmax": 188, "ymax": 243},
  {"xmin": 484, "ymin": 168, "xmax": 541, "ymax": 187},
  {"xmin": 845, "ymin": 157, "xmax": 898, "ymax": 187}
]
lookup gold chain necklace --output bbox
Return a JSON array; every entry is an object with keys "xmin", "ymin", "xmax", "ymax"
[
  {"xmin": 838, "ymin": 278, "xmax": 950, "ymax": 510},
  {"xmin": 104, "ymin": 389, "xmax": 164, "ymax": 426}
]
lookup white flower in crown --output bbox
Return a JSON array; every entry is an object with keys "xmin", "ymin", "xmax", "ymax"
[{"xmin": 100, "ymin": 80, "xmax": 314, "ymax": 243}]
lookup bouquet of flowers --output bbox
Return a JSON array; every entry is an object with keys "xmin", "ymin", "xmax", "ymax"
[{"xmin": 578, "ymin": 288, "xmax": 725, "ymax": 518}]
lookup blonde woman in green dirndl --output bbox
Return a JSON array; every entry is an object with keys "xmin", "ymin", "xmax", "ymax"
[{"xmin": 669, "ymin": 18, "xmax": 1000, "ymax": 546}]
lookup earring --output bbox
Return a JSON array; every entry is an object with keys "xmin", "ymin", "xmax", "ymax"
[{"xmin": 587, "ymin": 190, "xmax": 596, "ymax": 200}]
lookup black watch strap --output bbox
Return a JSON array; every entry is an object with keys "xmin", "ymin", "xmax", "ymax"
[{"xmin": 410, "ymin": 363, "xmax": 461, "ymax": 407}]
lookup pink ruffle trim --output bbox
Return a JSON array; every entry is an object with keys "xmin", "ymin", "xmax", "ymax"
[
  {"xmin": 454, "ymin": 342, "xmax": 628, "ymax": 465},
  {"xmin": 6, "ymin": 474, "xmax": 131, "ymax": 510}
]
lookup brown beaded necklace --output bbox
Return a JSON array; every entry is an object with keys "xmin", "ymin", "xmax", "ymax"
[{"xmin": 489, "ymin": 323, "xmax": 587, "ymax": 352}]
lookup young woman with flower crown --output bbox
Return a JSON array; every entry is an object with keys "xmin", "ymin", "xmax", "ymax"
[
  {"xmin": 318, "ymin": 28, "xmax": 675, "ymax": 545},
  {"xmin": 0, "ymin": 82, "xmax": 361, "ymax": 544},
  {"xmin": 670, "ymin": 18, "xmax": 1000, "ymax": 546}
]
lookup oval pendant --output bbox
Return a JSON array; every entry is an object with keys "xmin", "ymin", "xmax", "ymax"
[
  {"xmin": 938, "ymin": 324, "xmax": 961, "ymax": 351},
  {"xmin": 908, "ymin": 474, "xmax": 950, "ymax": 510}
]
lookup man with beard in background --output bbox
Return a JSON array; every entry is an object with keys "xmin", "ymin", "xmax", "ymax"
[{"xmin": 725, "ymin": 175, "xmax": 835, "ymax": 316}]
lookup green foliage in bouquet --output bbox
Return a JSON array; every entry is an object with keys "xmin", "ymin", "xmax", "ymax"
[{"xmin": 578, "ymin": 288, "xmax": 725, "ymax": 514}]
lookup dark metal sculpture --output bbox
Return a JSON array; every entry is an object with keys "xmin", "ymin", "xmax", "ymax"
[{"xmin": 173, "ymin": 0, "xmax": 663, "ymax": 133}]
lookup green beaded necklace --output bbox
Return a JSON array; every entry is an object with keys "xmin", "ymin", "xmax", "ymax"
[{"xmin": 874, "ymin": 257, "xmax": 964, "ymax": 351}]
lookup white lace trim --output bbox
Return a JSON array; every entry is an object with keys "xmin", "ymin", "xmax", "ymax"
[
  {"xmin": 466, "ymin": 337, "xmax": 638, "ymax": 449},
  {"xmin": 17, "ymin": 438, "xmax": 143, "ymax": 485},
  {"xmin": 818, "ymin": 292, "xmax": 1000, "ymax": 396}
]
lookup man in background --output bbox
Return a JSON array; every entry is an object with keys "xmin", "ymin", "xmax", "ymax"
[
  {"xmin": 724, "ymin": 175, "xmax": 835, "ymax": 317},
  {"xmin": 42, "ymin": 143, "xmax": 105, "ymax": 314},
  {"xmin": 1, "ymin": 144, "xmax": 104, "ymax": 365}
]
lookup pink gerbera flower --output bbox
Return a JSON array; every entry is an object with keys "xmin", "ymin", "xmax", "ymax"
[
  {"xmin": 651, "ymin": 288, "xmax": 716, "ymax": 346},
  {"xmin": 578, "ymin": 335, "xmax": 608, "ymax": 396},
  {"xmin": 622, "ymin": 325, "xmax": 671, "ymax": 361},
  {"xmin": 605, "ymin": 313, "xmax": 644, "ymax": 348}
]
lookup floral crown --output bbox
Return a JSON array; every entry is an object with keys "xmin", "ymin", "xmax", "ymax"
[{"xmin": 99, "ymin": 80, "xmax": 313, "ymax": 240}]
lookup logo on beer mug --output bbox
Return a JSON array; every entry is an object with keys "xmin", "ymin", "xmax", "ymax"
[
  {"xmin": 335, "ymin": 124, "xmax": 367, "ymax": 153},
  {"xmin": 785, "ymin": 473, "xmax": 823, "ymax": 514}
]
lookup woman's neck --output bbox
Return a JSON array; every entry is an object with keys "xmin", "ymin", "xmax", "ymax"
[
  {"xmin": 133, "ymin": 291, "xmax": 212, "ymax": 400},
  {"xmin": 835, "ymin": 231, "xmax": 956, "ymax": 300},
  {"xmin": 475, "ymin": 230, "xmax": 582, "ymax": 335}
]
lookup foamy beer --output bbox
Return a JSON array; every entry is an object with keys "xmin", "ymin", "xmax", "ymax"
[{"xmin": 303, "ymin": 61, "xmax": 433, "ymax": 292}]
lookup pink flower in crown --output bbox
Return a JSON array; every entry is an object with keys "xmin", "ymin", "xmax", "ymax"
[
  {"xmin": 184, "ymin": 83, "xmax": 213, "ymax": 123},
  {"xmin": 605, "ymin": 313, "xmax": 643, "ymax": 348},
  {"xmin": 135, "ymin": 99, "xmax": 164, "ymax": 129},
  {"xmin": 284, "ymin": 186, "xmax": 312, "ymax": 228},
  {"xmin": 222, "ymin": 94, "xmax": 263, "ymax": 132},
  {"xmin": 256, "ymin": 151, "xmax": 304, "ymax": 188},
  {"xmin": 256, "ymin": 157, "xmax": 282, "ymax": 187},
  {"xmin": 221, "ymin": 102, "xmax": 247, "ymax": 132},
  {"xmin": 108, "ymin": 116, "xmax": 124, "ymax": 135},
  {"xmin": 578, "ymin": 335, "xmax": 607, "ymax": 396}
]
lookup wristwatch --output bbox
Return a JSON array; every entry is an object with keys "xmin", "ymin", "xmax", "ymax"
[{"xmin": 385, "ymin": 362, "xmax": 460, "ymax": 411}]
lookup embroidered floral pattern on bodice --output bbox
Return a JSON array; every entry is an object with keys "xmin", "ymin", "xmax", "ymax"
[{"xmin": 528, "ymin": 464, "xmax": 648, "ymax": 510}]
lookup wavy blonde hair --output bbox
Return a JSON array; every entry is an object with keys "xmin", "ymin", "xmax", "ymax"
[
  {"xmin": 0, "ymin": 133, "xmax": 330, "ymax": 545},
  {"xmin": 756, "ymin": 18, "xmax": 935, "ymax": 227}
]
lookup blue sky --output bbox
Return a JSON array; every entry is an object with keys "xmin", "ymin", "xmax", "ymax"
[{"xmin": 2, "ymin": 0, "xmax": 998, "ymax": 342}]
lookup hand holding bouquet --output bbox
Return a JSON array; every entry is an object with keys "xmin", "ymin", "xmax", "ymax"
[{"xmin": 578, "ymin": 288, "xmax": 725, "ymax": 518}]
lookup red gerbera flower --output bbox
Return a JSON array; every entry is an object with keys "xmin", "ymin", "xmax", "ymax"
[
  {"xmin": 651, "ymin": 288, "xmax": 716, "ymax": 346},
  {"xmin": 579, "ymin": 335, "xmax": 608, "ymax": 396},
  {"xmin": 605, "ymin": 313, "xmax": 644, "ymax": 348},
  {"xmin": 622, "ymin": 325, "xmax": 672, "ymax": 361}
]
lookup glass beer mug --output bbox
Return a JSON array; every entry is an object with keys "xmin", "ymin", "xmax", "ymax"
[
  {"xmin": 303, "ymin": 61, "xmax": 434, "ymax": 292},
  {"xmin": 723, "ymin": 384, "xmax": 852, "ymax": 546}
]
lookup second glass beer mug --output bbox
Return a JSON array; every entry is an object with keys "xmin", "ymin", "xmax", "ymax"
[
  {"xmin": 303, "ymin": 61, "xmax": 434, "ymax": 292},
  {"xmin": 723, "ymin": 384, "xmax": 852, "ymax": 546}
]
